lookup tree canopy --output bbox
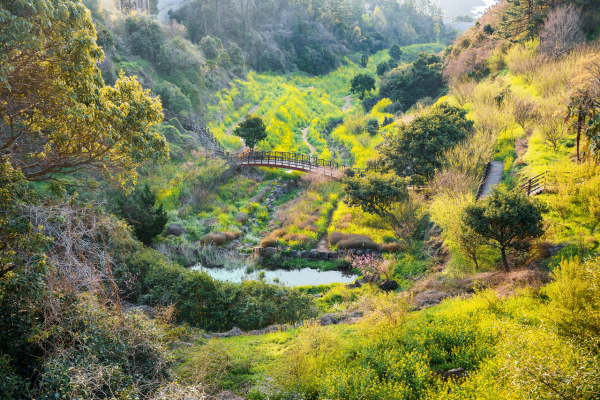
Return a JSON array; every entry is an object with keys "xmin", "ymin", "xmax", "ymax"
[
  {"xmin": 379, "ymin": 52, "xmax": 443, "ymax": 111},
  {"xmin": 234, "ymin": 114, "xmax": 268, "ymax": 150},
  {"xmin": 463, "ymin": 188, "xmax": 547, "ymax": 272},
  {"xmin": 0, "ymin": 0, "xmax": 168, "ymax": 186},
  {"xmin": 378, "ymin": 103, "xmax": 473, "ymax": 185},
  {"xmin": 343, "ymin": 172, "xmax": 409, "ymax": 230},
  {"xmin": 350, "ymin": 73, "xmax": 376, "ymax": 100},
  {"xmin": 389, "ymin": 44, "xmax": 403, "ymax": 60}
]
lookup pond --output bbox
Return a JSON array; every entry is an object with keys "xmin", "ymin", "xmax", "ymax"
[{"xmin": 192, "ymin": 265, "xmax": 357, "ymax": 287}]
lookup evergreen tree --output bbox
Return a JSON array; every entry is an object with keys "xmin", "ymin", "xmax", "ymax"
[
  {"xmin": 114, "ymin": 184, "xmax": 169, "ymax": 245},
  {"xmin": 498, "ymin": 0, "xmax": 551, "ymax": 42},
  {"xmin": 234, "ymin": 114, "xmax": 268, "ymax": 150}
]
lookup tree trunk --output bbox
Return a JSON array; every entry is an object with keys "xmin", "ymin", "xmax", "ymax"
[
  {"xmin": 576, "ymin": 105, "xmax": 584, "ymax": 162},
  {"xmin": 500, "ymin": 247, "xmax": 510, "ymax": 272}
]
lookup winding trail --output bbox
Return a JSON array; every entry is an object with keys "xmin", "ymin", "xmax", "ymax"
[
  {"xmin": 302, "ymin": 127, "xmax": 316, "ymax": 157},
  {"xmin": 342, "ymin": 95, "xmax": 352, "ymax": 112}
]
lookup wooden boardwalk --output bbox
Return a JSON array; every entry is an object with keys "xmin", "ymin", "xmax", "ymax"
[{"xmin": 477, "ymin": 161, "xmax": 504, "ymax": 200}]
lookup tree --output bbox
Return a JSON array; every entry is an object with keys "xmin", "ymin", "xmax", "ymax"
[
  {"xmin": 343, "ymin": 172, "xmax": 409, "ymax": 231},
  {"xmin": 113, "ymin": 184, "xmax": 169, "ymax": 245},
  {"xmin": 539, "ymin": 5, "xmax": 584, "ymax": 59},
  {"xmin": 376, "ymin": 60, "xmax": 398, "ymax": 76},
  {"xmin": 154, "ymin": 81, "xmax": 192, "ymax": 113},
  {"xmin": 498, "ymin": 0, "xmax": 550, "ymax": 42},
  {"xmin": 360, "ymin": 54, "xmax": 369, "ymax": 68},
  {"xmin": 200, "ymin": 35, "xmax": 219, "ymax": 60},
  {"xmin": 566, "ymin": 53, "xmax": 600, "ymax": 161},
  {"xmin": 463, "ymin": 188, "xmax": 547, "ymax": 272},
  {"xmin": 389, "ymin": 44, "xmax": 402, "ymax": 60},
  {"xmin": 234, "ymin": 114, "xmax": 267, "ymax": 150},
  {"xmin": 378, "ymin": 103, "xmax": 473, "ymax": 185},
  {"xmin": 0, "ymin": 0, "xmax": 168, "ymax": 186},
  {"xmin": 366, "ymin": 119, "xmax": 379, "ymax": 135},
  {"xmin": 379, "ymin": 52, "xmax": 443, "ymax": 111},
  {"xmin": 229, "ymin": 42, "xmax": 245, "ymax": 73},
  {"xmin": 350, "ymin": 73, "xmax": 376, "ymax": 100}
]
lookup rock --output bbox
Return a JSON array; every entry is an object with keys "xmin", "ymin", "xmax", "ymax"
[
  {"xmin": 204, "ymin": 217, "xmax": 218, "ymax": 226},
  {"xmin": 164, "ymin": 224, "xmax": 188, "ymax": 237},
  {"xmin": 308, "ymin": 249, "xmax": 318, "ymax": 259},
  {"xmin": 318, "ymin": 251, "xmax": 329, "ymax": 260},
  {"xmin": 217, "ymin": 327, "xmax": 244, "ymax": 338},
  {"xmin": 320, "ymin": 314, "xmax": 342, "ymax": 326},
  {"xmin": 356, "ymin": 250, "xmax": 364, "ymax": 256},
  {"xmin": 290, "ymin": 250, "xmax": 299, "ymax": 258},
  {"xmin": 372, "ymin": 251, "xmax": 383, "ymax": 259},
  {"xmin": 345, "ymin": 283, "xmax": 360, "ymax": 289},
  {"xmin": 234, "ymin": 212, "xmax": 249, "ymax": 224},
  {"xmin": 264, "ymin": 247, "xmax": 277, "ymax": 257},
  {"xmin": 300, "ymin": 250, "xmax": 308, "ymax": 258},
  {"xmin": 441, "ymin": 367, "xmax": 468, "ymax": 382},
  {"xmin": 328, "ymin": 252, "xmax": 338, "ymax": 259},
  {"xmin": 378, "ymin": 279, "xmax": 399, "ymax": 291},
  {"xmin": 355, "ymin": 278, "xmax": 368, "ymax": 285}
]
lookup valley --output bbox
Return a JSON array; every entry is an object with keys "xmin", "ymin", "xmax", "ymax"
[{"xmin": 2, "ymin": 0, "xmax": 600, "ymax": 399}]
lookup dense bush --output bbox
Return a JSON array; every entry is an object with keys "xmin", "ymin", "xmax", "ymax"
[
  {"xmin": 114, "ymin": 246, "xmax": 316, "ymax": 331},
  {"xmin": 379, "ymin": 103, "xmax": 473, "ymax": 185},
  {"xmin": 153, "ymin": 81, "xmax": 192, "ymax": 113},
  {"xmin": 379, "ymin": 52, "xmax": 444, "ymax": 111}
]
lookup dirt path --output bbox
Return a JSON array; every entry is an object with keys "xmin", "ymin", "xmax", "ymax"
[
  {"xmin": 302, "ymin": 127, "xmax": 316, "ymax": 157},
  {"xmin": 316, "ymin": 202, "xmax": 338, "ymax": 252},
  {"xmin": 226, "ymin": 103, "xmax": 261, "ymax": 136},
  {"xmin": 342, "ymin": 95, "xmax": 352, "ymax": 112}
]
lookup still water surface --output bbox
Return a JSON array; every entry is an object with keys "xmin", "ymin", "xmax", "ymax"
[{"xmin": 193, "ymin": 265, "xmax": 357, "ymax": 287}]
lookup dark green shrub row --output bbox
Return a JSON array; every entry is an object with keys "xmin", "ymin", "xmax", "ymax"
[{"xmin": 114, "ymin": 247, "xmax": 317, "ymax": 331}]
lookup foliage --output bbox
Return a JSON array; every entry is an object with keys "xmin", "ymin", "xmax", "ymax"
[
  {"xmin": 0, "ymin": 0, "xmax": 168, "ymax": 185},
  {"xmin": 153, "ymin": 81, "xmax": 192, "ymax": 113},
  {"xmin": 379, "ymin": 52, "xmax": 444, "ymax": 111},
  {"xmin": 111, "ymin": 184, "xmax": 169, "ymax": 245},
  {"xmin": 545, "ymin": 256, "xmax": 600, "ymax": 341},
  {"xmin": 351, "ymin": 254, "xmax": 394, "ymax": 280},
  {"xmin": 463, "ymin": 188, "xmax": 548, "ymax": 271},
  {"xmin": 343, "ymin": 172, "xmax": 409, "ymax": 232},
  {"xmin": 114, "ymin": 246, "xmax": 317, "ymax": 331},
  {"xmin": 389, "ymin": 44, "xmax": 403, "ymax": 60},
  {"xmin": 350, "ymin": 73, "xmax": 376, "ymax": 100},
  {"xmin": 498, "ymin": 0, "xmax": 550, "ymax": 42},
  {"xmin": 234, "ymin": 114, "xmax": 268, "ymax": 150},
  {"xmin": 539, "ymin": 5, "xmax": 585, "ymax": 58},
  {"xmin": 376, "ymin": 59, "xmax": 398, "ymax": 76},
  {"xmin": 200, "ymin": 35, "xmax": 219, "ymax": 60},
  {"xmin": 379, "ymin": 103, "xmax": 473, "ymax": 185},
  {"xmin": 365, "ymin": 118, "xmax": 379, "ymax": 135}
]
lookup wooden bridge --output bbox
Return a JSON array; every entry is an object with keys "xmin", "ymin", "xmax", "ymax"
[{"xmin": 228, "ymin": 151, "xmax": 380, "ymax": 178}]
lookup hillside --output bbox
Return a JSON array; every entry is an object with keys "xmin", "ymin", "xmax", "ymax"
[{"xmin": 2, "ymin": 0, "xmax": 600, "ymax": 399}]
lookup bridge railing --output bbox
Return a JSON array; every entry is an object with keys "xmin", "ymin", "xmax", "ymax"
[{"xmin": 229, "ymin": 151, "xmax": 381, "ymax": 176}]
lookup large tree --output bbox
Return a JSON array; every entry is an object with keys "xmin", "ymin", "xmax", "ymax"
[
  {"xmin": 463, "ymin": 188, "xmax": 547, "ymax": 272},
  {"xmin": 379, "ymin": 52, "xmax": 443, "ymax": 111},
  {"xmin": 378, "ymin": 103, "xmax": 473, "ymax": 185},
  {"xmin": 498, "ymin": 0, "xmax": 551, "ymax": 42},
  {"xmin": 343, "ymin": 172, "xmax": 409, "ymax": 230},
  {"xmin": 234, "ymin": 114, "xmax": 267, "ymax": 150},
  {"xmin": 350, "ymin": 73, "xmax": 376, "ymax": 100},
  {"xmin": 0, "ymin": 0, "xmax": 168, "ymax": 186}
]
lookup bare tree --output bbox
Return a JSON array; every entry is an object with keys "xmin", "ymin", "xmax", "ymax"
[
  {"xmin": 538, "ymin": 103, "xmax": 568, "ymax": 151},
  {"xmin": 512, "ymin": 95, "xmax": 538, "ymax": 132},
  {"xmin": 539, "ymin": 5, "xmax": 584, "ymax": 59}
]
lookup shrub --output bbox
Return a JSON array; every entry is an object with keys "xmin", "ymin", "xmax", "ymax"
[
  {"xmin": 224, "ymin": 231, "xmax": 242, "ymax": 241},
  {"xmin": 381, "ymin": 243, "xmax": 401, "ymax": 253},
  {"xmin": 201, "ymin": 232, "xmax": 227, "ymax": 245},
  {"xmin": 154, "ymin": 81, "xmax": 192, "ymax": 113},
  {"xmin": 330, "ymin": 232, "xmax": 380, "ymax": 250},
  {"xmin": 539, "ymin": 5, "xmax": 584, "ymax": 59},
  {"xmin": 366, "ymin": 118, "xmax": 379, "ymax": 135},
  {"xmin": 545, "ymin": 256, "xmax": 600, "ymax": 341},
  {"xmin": 260, "ymin": 238, "xmax": 278, "ymax": 248},
  {"xmin": 115, "ymin": 246, "xmax": 316, "ymax": 331},
  {"xmin": 235, "ymin": 212, "xmax": 249, "ymax": 224}
]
